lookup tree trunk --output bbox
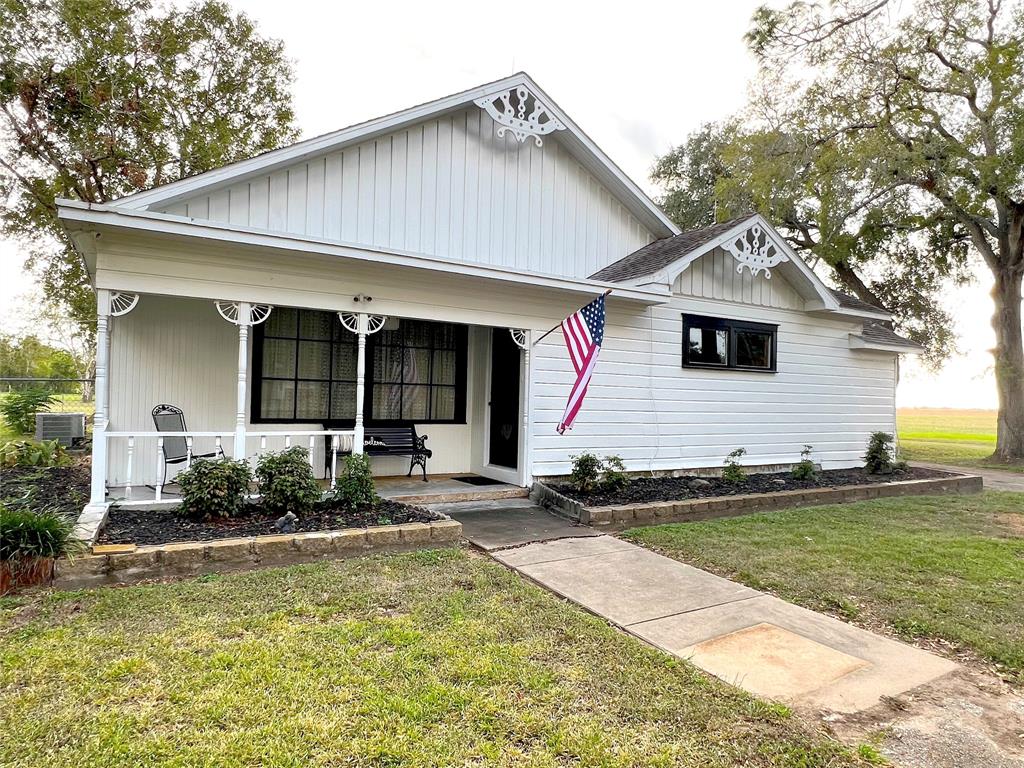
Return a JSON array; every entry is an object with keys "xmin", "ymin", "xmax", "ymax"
[{"xmin": 991, "ymin": 265, "xmax": 1024, "ymax": 461}]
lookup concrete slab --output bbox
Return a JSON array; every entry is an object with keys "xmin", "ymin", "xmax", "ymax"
[
  {"xmin": 492, "ymin": 534, "xmax": 636, "ymax": 567},
  {"xmin": 512, "ymin": 544, "xmax": 760, "ymax": 625},
  {"xmin": 441, "ymin": 503, "xmax": 600, "ymax": 551},
  {"xmin": 630, "ymin": 594, "xmax": 958, "ymax": 713}
]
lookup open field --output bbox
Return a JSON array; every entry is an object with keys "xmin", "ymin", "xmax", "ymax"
[
  {"xmin": 624, "ymin": 491, "xmax": 1024, "ymax": 683},
  {"xmin": 0, "ymin": 549, "xmax": 874, "ymax": 768},
  {"xmin": 896, "ymin": 407, "xmax": 1024, "ymax": 471}
]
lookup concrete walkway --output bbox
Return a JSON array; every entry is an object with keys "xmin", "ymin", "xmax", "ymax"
[
  {"xmin": 488, "ymin": 532, "xmax": 958, "ymax": 714},
  {"xmin": 914, "ymin": 461, "xmax": 1024, "ymax": 492}
]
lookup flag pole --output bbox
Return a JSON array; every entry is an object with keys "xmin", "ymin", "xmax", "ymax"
[{"xmin": 532, "ymin": 289, "xmax": 612, "ymax": 346}]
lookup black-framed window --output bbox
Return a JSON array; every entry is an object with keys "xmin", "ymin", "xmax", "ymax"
[
  {"xmin": 682, "ymin": 314, "xmax": 777, "ymax": 372},
  {"xmin": 252, "ymin": 309, "xmax": 467, "ymax": 424}
]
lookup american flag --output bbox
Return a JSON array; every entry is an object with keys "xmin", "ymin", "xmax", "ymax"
[{"xmin": 557, "ymin": 294, "xmax": 607, "ymax": 434}]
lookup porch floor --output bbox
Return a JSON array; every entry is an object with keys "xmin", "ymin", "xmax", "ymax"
[{"xmin": 107, "ymin": 473, "xmax": 526, "ymax": 506}]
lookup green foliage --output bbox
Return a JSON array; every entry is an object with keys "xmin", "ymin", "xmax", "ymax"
[
  {"xmin": 0, "ymin": 0, "xmax": 298, "ymax": 329},
  {"xmin": 0, "ymin": 335, "xmax": 84, "ymax": 382},
  {"xmin": 569, "ymin": 453, "xmax": 603, "ymax": 493},
  {"xmin": 864, "ymin": 432, "xmax": 896, "ymax": 475},
  {"xmin": 254, "ymin": 447, "xmax": 322, "ymax": 514},
  {"xmin": 600, "ymin": 455, "xmax": 629, "ymax": 491},
  {"xmin": 331, "ymin": 453, "xmax": 379, "ymax": 511},
  {"xmin": 177, "ymin": 459, "xmax": 252, "ymax": 520},
  {"xmin": 722, "ymin": 448, "xmax": 748, "ymax": 485},
  {"xmin": 0, "ymin": 388, "xmax": 57, "ymax": 434},
  {"xmin": 791, "ymin": 445, "xmax": 817, "ymax": 481},
  {"xmin": 0, "ymin": 504, "xmax": 79, "ymax": 561},
  {"xmin": 0, "ymin": 439, "xmax": 69, "ymax": 469}
]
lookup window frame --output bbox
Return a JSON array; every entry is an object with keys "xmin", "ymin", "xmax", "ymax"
[
  {"xmin": 681, "ymin": 313, "xmax": 778, "ymax": 373},
  {"xmin": 251, "ymin": 311, "xmax": 468, "ymax": 426}
]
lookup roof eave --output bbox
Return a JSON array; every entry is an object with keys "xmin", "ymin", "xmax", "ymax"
[{"xmin": 848, "ymin": 334, "xmax": 923, "ymax": 354}]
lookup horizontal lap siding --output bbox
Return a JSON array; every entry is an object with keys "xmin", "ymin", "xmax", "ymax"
[
  {"xmin": 158, "ymin": 108, "xmax": 654, "ymax": 280},
  {"xmin": 530, "ymin": 297, "xmax": 896, "ymax": 475}
]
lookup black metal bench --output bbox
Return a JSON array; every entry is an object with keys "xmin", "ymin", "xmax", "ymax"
[
  {"xmin": 324, "ymin": 425, "xmax": 432, "ymax": 481},
  {"xmin": 362, "ymin": 427, "xmax": 432, "ymax": 481}
]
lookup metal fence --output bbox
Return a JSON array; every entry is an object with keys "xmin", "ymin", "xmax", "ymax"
[{"xmin": 0, "ymin": 377, "xmax": 95, "ymax": 415}]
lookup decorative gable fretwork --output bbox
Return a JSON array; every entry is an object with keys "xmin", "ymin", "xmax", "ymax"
[
  {"xmin": 722, "ymin": 223, "xmax": 789, "ymax": 279},
  {"xmin": 474, "ymin": 86, "xmax": 566, "ymax": 147}
]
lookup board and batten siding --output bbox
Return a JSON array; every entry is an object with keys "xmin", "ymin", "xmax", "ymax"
[
  {"xmin": 156, "ymin": 106, "xmax": 655, "ymax": 280},
  {"xmin": 672, "ymin": 246, "xmax": 805, "ymax": 310},
  {"xmin": 105, "ymin": 295, "xmax": 473, "ymax": 486},
  {"xmin": 529, "ymin": 297, "xmax": 897, "ymax": 476}
]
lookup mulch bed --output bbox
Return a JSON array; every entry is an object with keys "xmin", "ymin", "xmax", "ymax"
[
  {"xmin": 0, "ymin": 464, "xmax": 90, "ymax": 519},
  {"xmin": 97, "ymin": 498, "xmax": 439, "ymax": 547},
  {"xmin": 555, "ymin": 466, "xmax": 952, "ymax": 507}
]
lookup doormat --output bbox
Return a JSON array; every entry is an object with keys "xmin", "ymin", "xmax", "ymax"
[{"xmin": 452, "ymin": 476, "xmax": 506, "ymax": 486}]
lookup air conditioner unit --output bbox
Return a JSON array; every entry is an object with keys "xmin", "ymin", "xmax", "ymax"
[{"xmin": 35, "ymin": 412, "xmax": 86, "ymax": 447}]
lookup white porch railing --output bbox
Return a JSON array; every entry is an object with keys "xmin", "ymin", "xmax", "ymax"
[{"xmin": 104, "ymin": 430, "xmax": 355, "ymax": 502}]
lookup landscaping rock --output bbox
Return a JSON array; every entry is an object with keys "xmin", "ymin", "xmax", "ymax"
[{"xmin": 687, "ymin": 478, "xmax": 713, "ymax": 490}]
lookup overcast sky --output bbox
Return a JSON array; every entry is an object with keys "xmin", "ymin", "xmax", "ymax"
[{"xmin": 0, "ymin": 0, "xmax": 998, "ymax": 407}]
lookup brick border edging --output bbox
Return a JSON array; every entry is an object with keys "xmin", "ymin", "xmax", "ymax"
[
  {"xmin": 54, "ymin": 518, "xmax": 463, "ymax": 589},
  {"xmin": 536, "ymin": 474, "xmax": 983, "ymax": 529}
]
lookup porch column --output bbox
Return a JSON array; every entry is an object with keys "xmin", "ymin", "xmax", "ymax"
[
  {"xmin": 89, "ymin": 290, "xmax": 111, "ymax": 506},
  {"xmin": 339, "ymin": 312, "xmax": 388, "ymax": 455},
  {"xmin": 216, "ymin": 302, "xmax": 273, "ymax": 459},
  {"xmin": 511, "ymin": 328, "xmax": 533, "ymax": 486}
]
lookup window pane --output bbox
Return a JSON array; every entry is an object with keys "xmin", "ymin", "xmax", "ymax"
[
  {"xmin": 296, "ymin": 381, "xmax": 329, "ymax": 419},
  {"xmin": 330, "ymin": 382, "xmax": 355, "ymax": 419},
  {"xmin": 402, "ymin": 385, "xmax": 429, "ymax": 421},
  {"xmin": 332, "ymin": 342, "xmax": 356, "ymax": 380},
  {"xmin": 736, "ymin": 330, "xmax": 772, "ymax": 368},
  {"xmin": 404, "ymin": 348, "xmax": 431, "ymax": 384},
  {"xmin": 432, "ymin": 350, "xmax": 456, "ymax": 385},
  {"xmin": 262, "ymin": 339, "xmax": 296, "ymax": 377},
  {"xmin": 261, "ymin": 380, "xmax": 295, "ymax": 419},
  {"xmin": 431, "ymin": 386, "xmax": 455, "ymax": 420},
  {"xmin": 404, "ymin": 321, "xmax": 432, "ymax": 347},
  {"xmin": 265, "ymin": 307, "xmax": 297, "ymax": 338},
  {"xmin": 687, "ymin": 327, "xmax": 728, "ymax": 365},
  {"xmin": 372, "ymin": 382, "xmax": 403, "ymax": 420},
  {"xmin": 297, "ymin": 341, "xmax": 331, "ymax": 379},
  {"xmin": 375, "ymin": 344, "xmax": 405, "ymax": 383},
  {"xmin": 299, "ymin": 310, "xmax": 333, "ymax": 340}
]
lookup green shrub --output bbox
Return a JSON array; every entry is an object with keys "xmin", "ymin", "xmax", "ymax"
[
  {"xmin": 570, "ymin": 452, "xmax": 603, "ymax": 493},
  {"xmin": 0, "ymin": 439, "xmax": 70, "ymax": 468},
  {"xmin": 331, "ymin": 453, "xmax": 379, "ymax": 510},
  {"xmin": 0, "ymin": 388, "xmax": 58, "ymax": 434},
  {"xmin": 0, "ymin": 504, "xmax": 80, "ymax": 561},
  {"xmin": 177, "ymin": 458, "xmax": 252, "ymax": 520},
  {"xmin": 722, "ymin": 447, "xmax": 747, "ymax": 484},
  {"xmin": 255, "ymin": 446, "xmax": 322, "ymax": 514},
  {"xmin": 601, "ymin": 455, "xmax": 629, "ymax": 491},
  {"xmin": 864, "ymin": 432, "xmax": 896, "ymax": 474},
  {"xmin": 791, "ymin": 444, "xmax": 817, "ymax": 481}
]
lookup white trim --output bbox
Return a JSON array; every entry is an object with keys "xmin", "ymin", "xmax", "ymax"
[
  {"xmin": 109, "ymin": 73, "xmax": 679, "ymax": 238},
  {"xmin": 57, "ymin": 199, "xmax": 671, "ymax": 305}
]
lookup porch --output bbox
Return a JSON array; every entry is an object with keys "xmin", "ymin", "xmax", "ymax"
[{"xmin": 90, "ymin": 289, "xmax": 536, "ymax": 509}]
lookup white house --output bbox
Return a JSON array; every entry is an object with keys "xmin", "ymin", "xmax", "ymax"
[{"xmin": 57, "ymin": 73, "xmax": 920, "ymax": 510}]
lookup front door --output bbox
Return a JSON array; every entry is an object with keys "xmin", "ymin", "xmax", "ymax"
[{"xmin": 488, "ymin": 329, "xmax": 521, "ymax": 469}]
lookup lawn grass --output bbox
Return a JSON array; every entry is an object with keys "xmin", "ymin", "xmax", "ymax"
[
  {"xmin": 897, "ymin": 407, "xmax": 1024, "ymax": 472},
  {"xmin": 0, "ymin": 392, "xmax": 94, "ymax": 445},
  {"xmin": 0, "ymin": 549, "xmax": 871, "ymax": 768},
  {"xmin": 624, "ymin": 492, "xmax": 1024, "ymax": 683}
]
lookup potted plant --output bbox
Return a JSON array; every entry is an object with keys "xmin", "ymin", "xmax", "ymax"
[{"xmin": 0, "ymin": 505, "xmax": 81, "ymax": 594}]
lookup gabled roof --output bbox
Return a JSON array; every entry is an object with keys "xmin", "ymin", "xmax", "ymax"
[
  {"xmin": 109, "ymin": 72, "xmax": 680, "ymax": 239},
  {"xmin": 829, "ymin": 288, "xmax": 886, "ymax": 314},
  {"xmin": 590, "ymin": 215, "xmax": 752, "ymax": 282}
]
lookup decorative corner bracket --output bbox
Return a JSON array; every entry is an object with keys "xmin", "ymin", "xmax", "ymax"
[
  {"xmin": 216, "ymin": 301, "xmax": 272, "ymax": 326},
  {"xmin": 475, "ymin": 86, "xmax": 566, "ymax": 147},
  {"xmin": 338, "ymin": 312, "xmax": 387, "ymax": 335},
  {"xmin": 109, "ymin": 292, "xmax": 140, "ymax": 316},
  {"xmin": 722, "ymin": 224, "xmax": 789, "ymax": 279},
  {"xmin": 509, "ymin": 329, "xmax": 528, "ymax": 350}
]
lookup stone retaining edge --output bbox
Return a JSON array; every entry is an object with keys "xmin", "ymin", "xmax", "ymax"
[
  {"xmin": 538, "ymin": 474, "xmax": 984, "ymax": 528},
  {"xmin": 54, "ymin": 518, "xmax": 463, "ymax": 590}
]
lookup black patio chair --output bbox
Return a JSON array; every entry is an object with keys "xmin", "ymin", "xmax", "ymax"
[{"xmin": 151, "ymin": 403, "xmax": 224, "ymax": 486}]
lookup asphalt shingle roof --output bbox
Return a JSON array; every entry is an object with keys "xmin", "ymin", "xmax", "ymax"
[
  {"xmin": 859, "ymin": 321, "xmax": 923, "ymax": 350},
  {"xmin": 589, "ymin": 215, "xmax": 755, "ymax": 282},
  {"xmin": 828, "ymin": 288, "xmax": 888, "ymax": 315}
]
